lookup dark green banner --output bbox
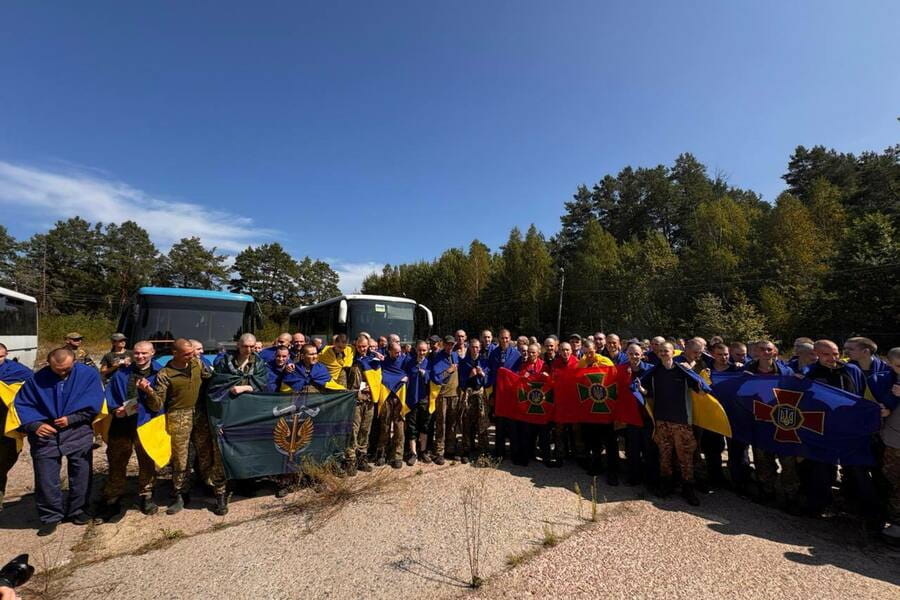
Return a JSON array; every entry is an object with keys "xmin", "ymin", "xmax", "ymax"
[{"xmin": 207, "ymin": 390, "xmax": 357, "ymax": 480}]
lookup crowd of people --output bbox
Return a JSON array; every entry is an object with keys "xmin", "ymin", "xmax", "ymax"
[{"xmin": 0, "ymin": 328, "xmax": 898, "ymax": 544}]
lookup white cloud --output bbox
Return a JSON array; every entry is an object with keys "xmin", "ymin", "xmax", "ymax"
[
  {"xmin": 0, "ymin": 161, "xmax": 276, "ymax": 253},
  {"xmin": 331, "ymin": 260, "xmax": 384, "ymax": 294}
]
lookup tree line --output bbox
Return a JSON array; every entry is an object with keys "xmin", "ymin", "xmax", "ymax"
[
  {"xmin": 361, "ymin": 145, "xmax": 900, "ymax": 349},
  {"xmin": 0, "ymin": 223, "xmax": 340, "ymax": 324}
]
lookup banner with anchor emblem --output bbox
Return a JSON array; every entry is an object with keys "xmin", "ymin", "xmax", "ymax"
[{"xmin": 206, "ymin": 389, "xmax": 357, "ymax": 479}]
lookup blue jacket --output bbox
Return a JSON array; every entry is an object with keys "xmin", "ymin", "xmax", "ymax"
[{"xmin": 487, "ymin": 345, "xmax": 522, "ymax": 387}]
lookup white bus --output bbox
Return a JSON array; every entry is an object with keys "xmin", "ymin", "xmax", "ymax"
[
  {"xmin": 289, "ymin": 295, "xmax": 433, "ymax": 345},
  {"xmin": 0, "ymin": 287, "xmax": 38, "ymax": 367}
]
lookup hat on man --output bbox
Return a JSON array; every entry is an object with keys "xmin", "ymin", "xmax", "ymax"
[
  {"xmin": 443, "ymin": 335, "xmax": 455, "ymax": 345},
  {"xmin": 65, "ymin": 332, "xmax": 83, "ymax": 340},
  {"xmin": 428, "ymin": 335, "xmax": 441, "ymax": 344},
  {"xmin": 110, "ymin": 332, "xmax": 127, "ymax": 342},
  {"xmin": 568, "ymin": 333, "xmax": 582, "ymax": 341}
]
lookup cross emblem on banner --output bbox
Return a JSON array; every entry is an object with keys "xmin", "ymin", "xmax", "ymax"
[{"xmin": 753, "ymin": 388, "xmax": 825, "ymax": 443}]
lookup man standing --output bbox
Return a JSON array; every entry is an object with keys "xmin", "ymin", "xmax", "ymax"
[
  {"xmin": 431, "ymin": 335, "xmax": 461, "ymax": 464},
  {"xmin": 404, "ymin": 340, "xmax": 431, "ymax": 466},
  {"xmin": 786, "ymin": 341, "xmax": 817, "ymax": 373},
  {"xmin": 99, "ymin": 333, "xmax": 131, "ymax": 382},
  {"xmin": 346, "ymin": 335, "xmax": 378, "ymax": 474},
  {"xmin": 203, "ymin": 333, "xmax": 269, "ymax": 509},
  {"xmin": 578, "ymin": 340, "xmax": 618, "ymax": 482},
  {"xmin": 637, "ymin": 342, "xmax": 703, "ymax": 506},
  {"xmin": 265, "ymin": 347, "xmax": 293, "ymax": 392},
  {"xmin": 281, "ymin": 343, "xmax": 338, "ymax": 392},
  {"xmin": 11, "ymin": 348, "xmax": 102, "ymax": 536},
  {"xmin": 459, "ymin": 338, "xmax": 489, "ymax": 460},
  {"xmin": 645, "ymin": 336, "xmax": 666, "ymax": 366},
  {"xmin": 97, "ymin": 341, "xmax": 160, "ymax": 520},
  {"xmin": 488, "ymin": 329, "xmax": 521, "ymax": 459},
  {"xmin": 568, "ymin": 334, "xmax": 583, "ymax": 358},
  {"xmin": 845, "ymin": 336, "xmax": 891, "ymax": 379},
  {"xmin": 743, "ymin": 340, "xmax": 798, "ymax": 507},
  {"xmin": 480, "ymin": 330, "xmax": 496, "ymax": 358},
  {"xmin": 289, "ymin": 333, "xmax": 306, "ymax": 363},
  {"xmin": 0, "ymin": 343, "xmax": 33, "ymax": 512},
  {"xmin": 259, "ymin": 333, "xmax": 292, "ymax": 363},
  {"xmin": 376, "ymin": 342, "xmax": 409, "ymax": 468},
  {"xmin": 139, "ymin": 338, "xmax": 212, "ymax": 515},
  {"xmin": 802, "ymin": 340, "xmax": 879, "ymax": 527},
  {"xmin": 319, "ymin": 334, "xmax": 354, "ymax": 388},
  {"xmin": 622, "ymin": 343, "xmax": 656, "ymax": 488},
  {"xmin": 602, "ymin": 334, "xmax": 627, "ymax": 364},
  {"xmin": 64, "ymin": 333, "xmax": 97, "ymax": 368}
]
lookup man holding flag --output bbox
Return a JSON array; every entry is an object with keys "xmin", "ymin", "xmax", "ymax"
[
  {"xmin": 346, "ymin": 335, "xmax": 379, "ymax": 474},
  {"xmin": 622, "ymin": 342, "xmax": 656, "ymax": 488},
  {"xmin": 96, "ymin": 341, "xmax": 164, "ymax": 521},
  {"xmin": 637, "ymin": 342, "xmax": 703, "ymax": 506},
  {"xmin": 488, "ymin": 329, "xmax": 521, "ymax": 459},
  {"xmin": 0, "ymin": 343, "xmax": 32, "ymax": 512},
  {"xmin": 376, "ymin": 342, "xmax": 409, "ymax": 469},
  {"xmin": 8, "ymin": 348, "xmax": 103, "ymax": 536}
]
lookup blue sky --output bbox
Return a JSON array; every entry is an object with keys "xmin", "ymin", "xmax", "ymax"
[{"xmin": 1, "ymin": 1, "xmax": 898, "ymax": 292}]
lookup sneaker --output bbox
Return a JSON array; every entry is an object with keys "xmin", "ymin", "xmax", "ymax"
[
  {"xmin": 390, "ymin": 459, "xmax": 403, "ymax": 469},
  {"xmin": 433, "ymin": 455, "xmax": 446, "ymax": 466},
  {"xmin": 406, "ymin": 454, "xmax": 417, "ymax": 467},
  {"xmin": 37, "ymin": 521, "xmax": 59, "ymax": 537}
]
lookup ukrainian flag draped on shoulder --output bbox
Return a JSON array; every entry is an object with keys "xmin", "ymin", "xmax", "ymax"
[
  {"xmin": 1, "ymin": 360, "xmax": 35, "ymax": 451},
  {"xmin": 101, "ymin": 361, "xmax": 171, "ymax": 469},
  {"xmin": 319, "ymin": 345, "xmax": 354, "ymax": 383},
  {"xmin": 356, "ymin": 354, "xmax": 384, "ymax": 403},
  {"xmin": 5, "ymin": 363, "xmax": 103, "ymax": 443},
  {"xmin": 379, "ymin": 354, "xmax": 409, "ymax": 416}
]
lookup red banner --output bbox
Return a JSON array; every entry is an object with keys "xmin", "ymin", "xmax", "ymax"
[
  {"xmin": 494, "ymin": 366, "xmax": 643, "ymax": 426},
  {"xmin": 494, "ymin": 368, "xmax": 555, "ymax": 424}
]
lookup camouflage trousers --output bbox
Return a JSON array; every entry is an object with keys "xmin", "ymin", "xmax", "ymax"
[
  {"xmin": 103, "ymin": 420, "xmax": 156, "ymax": 501},
  {"xmin": 753, "ymin": 448, "xmax": 801, "ymax": 498},
  {"xmin": 883, "ymin": 446, "xmax": 900, "ymax": 521},
  {"xmin": 653, "ymin": 421, "xmax": 697, "ymax": 481},
  {"xmin": 165, "ymin": 408, "xmax": 202, "ymax": 495},
  {"xmin": 441, "ymin": 395, "xmax": 466, "ymax": 457},
  {"xmin": 0, "ymin": 435, "xmax": 20, "ymax": 496},
  {"xmin": 346, "ymin": 398, "xmax": 375, "ymax": 461},
  {"xmin": 378, "ymin": 396, "xmax": 405, "ymax": 462},
  {"xmin": 461, "ymin": 389, "xmax": 489, "ymax": 454},
  {"xmin": 191, "ymin": 407, "xmax": 227, "ymax": 495}
]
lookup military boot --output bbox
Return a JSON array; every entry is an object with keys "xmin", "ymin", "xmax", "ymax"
[
  {"xmin": 656, "ymin": 476, "xmax": 672, "ymax": 498},
  {"xmin": 140, "ymin": 496, "xmax": 159, "ymax": 516},
  {"xmin": 681, "ymin": 482, "xmax": 700, "ymax": 506},
  {"xmin": 166, "ymin": 494, "xmax": 185, "ymax": 515},
  {"xmin": 357, "ymin": 455, "xmax": 373, "ymax": 472},
  {"xmin": 212, "ymin": 493, "xmax": 228, "ymax": 516}
]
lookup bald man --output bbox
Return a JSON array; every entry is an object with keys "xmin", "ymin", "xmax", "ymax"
[
  {"xmin": 14, "ymin": 348, "xmax": 103, "ymax": 535},
  {"xmin": 140, "ymin": 338, "xmax": 212, "ymax": 515}
]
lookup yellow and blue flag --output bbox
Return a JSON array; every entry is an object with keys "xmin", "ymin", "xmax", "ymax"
[
  {"xmin": 1, "ymin": 359, "xmax": 34, "ymax": 452},
  {"xmin": 101, "ymin": 360, "xmax": 171, "ymax": 469},
  {"xmin": 379, "ymin": 353, "xmax": 410, "ymax": 416},
  {"xmin": 318, "ymin": 345, "xmax": 355, "ymax": 383}
]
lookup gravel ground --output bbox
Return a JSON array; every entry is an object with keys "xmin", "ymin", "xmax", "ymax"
[{"xmin": 2, "ymin": 444, "xmax": 898, "ymax": 599}]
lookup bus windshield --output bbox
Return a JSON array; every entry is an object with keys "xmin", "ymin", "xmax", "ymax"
[
  {"xmin": 136, "ymin": 296, "xmax": 248, "ymax": 352},
  {"xmin": 349, "ymin": 300, "xmax": 415, "ymax": 342}
]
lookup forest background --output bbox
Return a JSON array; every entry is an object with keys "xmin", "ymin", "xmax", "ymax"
[{"xmin": 2, "ymin": 143, "xmax": 898, "ymax": 350}]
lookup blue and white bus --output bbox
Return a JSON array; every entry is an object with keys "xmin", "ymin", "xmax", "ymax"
[
  {"xmin": 117, "ymin": 287, "xmax": 261, "ymax": 363},
  {"xmin": 0, "ymin": 286, "xmax": 38, "ymax": 367}
]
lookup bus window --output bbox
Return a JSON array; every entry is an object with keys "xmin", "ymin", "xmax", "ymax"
[
  {"xmin": 348, "ymin": 300, "xmax": 414, "ymax": 343},
  {"xmin": 0, "ymin": 295, "xmax": 37, "ymax": 336}
]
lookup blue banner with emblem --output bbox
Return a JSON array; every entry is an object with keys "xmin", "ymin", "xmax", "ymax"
[
  {"xmin": 710, "ymin": 372, "xmax": 881, "ymax": 466},
  {"xmin": 207, "ymin": 389, "xmax": 357, "ymax": 480}
]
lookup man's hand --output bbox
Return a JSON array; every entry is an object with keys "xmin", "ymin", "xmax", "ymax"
[
  {"xmin": 36, "ymin": 423, "xmax": 57, "ymax": 438},
  {"xmin": 137, "ymin": 378, "xmax": 152, "ymax": 392},
  {"xmin": 285, "ymin": 363, "xmax": 296, "ymax": 373},
  {"xmin": 448, "ymin": 364, "xmax": 457, "ymax": 373},
  {"xmin": 122, "ymin": 356, "xmax": 132, "ymax": 367},
  {"xmin": 0, "ymin": 584, "xmax": 17, "ymax": 600},
  {"xmin": 880, "ymin": 405, "xmax": 891, "ymax": 418},
  {"xmin": 892, "ymin": 383, "xmax": 900, "ymax": 397},
  {"xmin": 53, "ymin": 416, "xmax": 69, "ymax": 428},
  {"xmin": 114, "ymin": 406, "xmax": 127, "ymax": 418},
  {"xmin": 230, "ymin": 385, "xmax": 254, "ymax": 395},
  {"xmin": 400, "ymin": 376, "xmax": 409, "ymax": 383}
]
